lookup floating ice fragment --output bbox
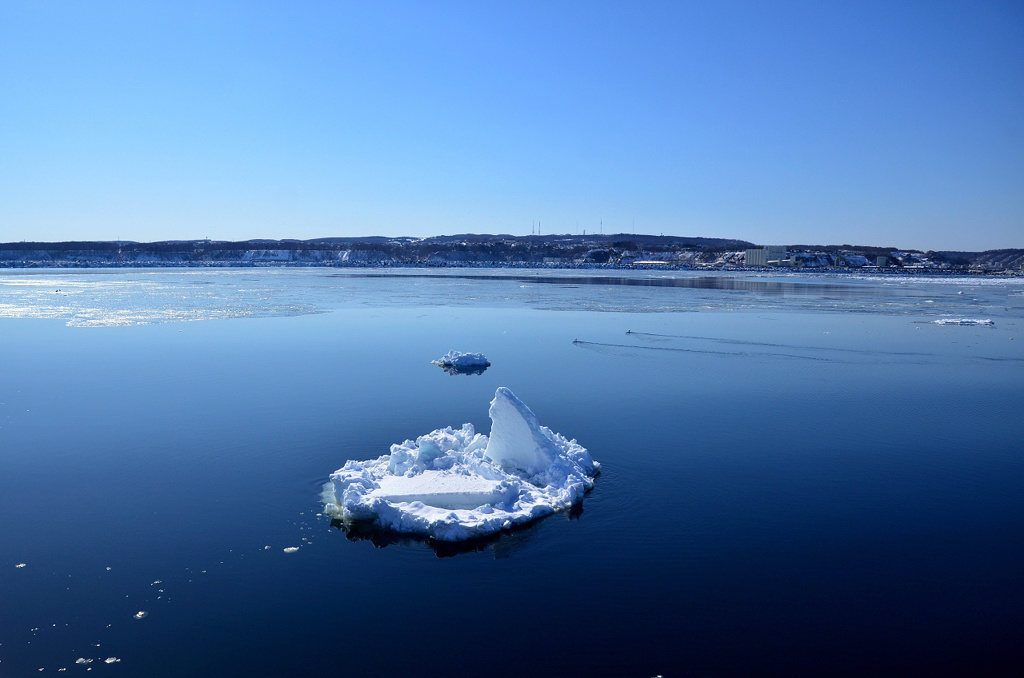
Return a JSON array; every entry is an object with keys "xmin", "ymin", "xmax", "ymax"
[
  {"xmin": 432, "ymin": 350, "xmax": 490, "ymax": 368},
  {"xmin": 104, "ymin": 658, "xmax": 120, "ymax": 664},
  {"xmin": 15, "ymin": 563, "xmax": 26, "ymax": 568},
  {"xmin": 75, "ymin": 659, "xmax": 93, "ymax": 665},
  {"xmin": 283, "ymin": 547, "xmax": 299, "ymax": 553},
  {"xmin": 432, "ymin": 351, "xmax": 490, "ymax": 375},
  {"xmin": 324, "ymin": 387, "xmax": 599, "ymax": 542},
  {"xmin": 134, "ymin": 611, "xmax": 147, "ymax": 620},
  {"xmin": 929, "ymin": 318, "xmax": 994, "ymax": 326}
]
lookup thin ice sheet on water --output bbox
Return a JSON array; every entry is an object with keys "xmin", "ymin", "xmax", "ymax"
[
  {"xmin": 324, "ymin": 387, "xmax": 598, "ymax": 541},
  {"xmin": 929, "ymin": 318, "xmax": 994, "ymax": 326}
]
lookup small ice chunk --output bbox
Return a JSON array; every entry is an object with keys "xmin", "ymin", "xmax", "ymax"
[
  {"xmin": 283, "ymin": 547, "xmax": 299, "ymax": 553},
  {"xmin": 16, "ymin": 563, "xmax": 26, "ymax": 568},
  {"xmin": 432, "ymin": 351, "xmax": 490, "ymax": 368},
  {"xmin": 134, "ymin": 611, "xmax": 147, "ymax": 620},
  {"xmin": 104, "ymin": 658, "xmax": 121, "ymax": 664},
  {"xmin": 325, "ymin": 387, "xmax": 599, "ymax": 542},
  {"xmin": 75, "ymin": 659, "xmax": 93, "ymax": 665}
]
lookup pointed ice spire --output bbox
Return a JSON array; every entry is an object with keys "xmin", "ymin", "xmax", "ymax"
[{"xmin": 483, "ymin": 387, "xmax": 558, "ymax": 474}]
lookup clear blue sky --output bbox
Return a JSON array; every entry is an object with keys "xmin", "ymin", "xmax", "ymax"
[{"xmin": 1, "ymin": 1, "xmax": 1021, "ymax": 250}]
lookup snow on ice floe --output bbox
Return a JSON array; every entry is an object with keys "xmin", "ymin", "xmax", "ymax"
[
  {"xmin": 323, "ymin": 387, "xmax": 599, "ymax": 542},
  {"xmin": 929, "ymin": 318, "xmax": 995, "ymax": 326},
  {"xmin": 432, "ymin": 350, "xmax": 490, "ymax": 375}
]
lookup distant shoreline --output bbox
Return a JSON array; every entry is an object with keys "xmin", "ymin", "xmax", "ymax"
[
  {"xmin": 2, "ymin": 235, "xmax": 1022, "ymax": 274},
  {"xmin": 2, "ymin": 261, "xmax": 1021, "ymax": 278}
]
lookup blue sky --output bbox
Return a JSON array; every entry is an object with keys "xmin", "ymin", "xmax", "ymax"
[{"xmin": 1, "ymin": 1, "xmax": 1021, "ymax": 250}]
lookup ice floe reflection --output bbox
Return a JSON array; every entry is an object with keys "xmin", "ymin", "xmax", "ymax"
[
  {"xmin": 329, "ymin": 503, "xmax": 582, "ymax": 558},
  {"xmin": 436, "ymin": 363, "xmax": 489, "ymax": 376}
]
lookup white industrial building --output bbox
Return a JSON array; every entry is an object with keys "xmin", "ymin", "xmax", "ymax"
[{"xmin": 745, "ymin": 245, "xmax": 787, "ymax": 266}]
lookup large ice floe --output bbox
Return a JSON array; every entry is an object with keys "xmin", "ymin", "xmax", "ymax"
[{"xmin": 324, "ymin": 387, "xmax": 599, "ymax": 542}]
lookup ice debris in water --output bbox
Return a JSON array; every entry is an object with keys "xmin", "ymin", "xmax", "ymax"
[
  {"xmin": 16, "ymin": 563, "xmax": 26, "ymax": 568},
  {"xmin": 929, "ymin": 318, "xmax": 994, "ymax": 326},
  {"xmin": 104, "ymin": 658, "xmax": 121, "ymax": 664},
  {"xmin": 431, "ymin": 351, "xmax": 490, "ymax": 368},
  {"xmin": 324, "ymin": 387, "xmax": 599, "ymax": 542},
  {"xmin": 283, "ymin": 547, "xmax": 299, "ymax": 553},
  {"xmin": 134, "ymin": 611, "xmax": 147, "ymax": 620}
]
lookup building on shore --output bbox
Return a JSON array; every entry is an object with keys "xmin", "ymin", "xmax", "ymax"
[{"xmin": 745, "ymin": 245, "xmax": 787, "ymax": 266}]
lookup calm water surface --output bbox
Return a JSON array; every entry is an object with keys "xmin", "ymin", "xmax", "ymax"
[{"xmin": 1, "ymin": 269, "xmax": 1022, "ymax": 676}]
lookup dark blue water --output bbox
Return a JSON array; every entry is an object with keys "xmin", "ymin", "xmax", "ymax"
[{"xmin": 2, "ymin": 270, "xmax": 1022, "ymax": 676}]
